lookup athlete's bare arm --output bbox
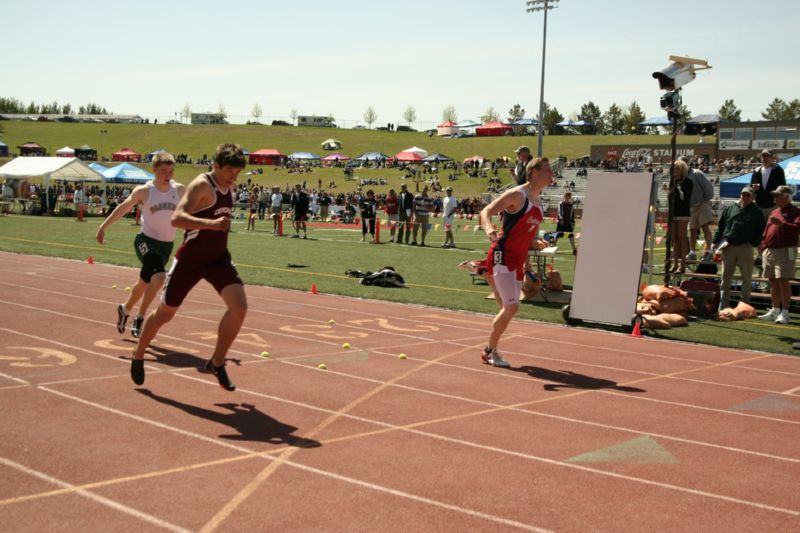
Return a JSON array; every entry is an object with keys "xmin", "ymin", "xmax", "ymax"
[
  {"xmin": 95, "ymin": 185, "xmax": 150, "ymax": 244},
  {"xmin": 171, "ymin": 176, "xmax": 229, "ymax": 232},
  {"xmin": 480, "ymin": 189, "xmax": 524, "ymax": 242}
]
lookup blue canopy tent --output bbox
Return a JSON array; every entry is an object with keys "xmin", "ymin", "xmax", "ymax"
[
  {"xmin": 88, "ymin": 162, "xmax": 107, "ymax": 173},
  {"xmin": 555, "ymin": 119, "xmax": 578, "ymax": 127},
  {"xmin": 639, "ymin": 116, "xmax": 672, "ymax": 126},
  {"xmin": 456, "ymin": 119, "xmax": 480, "ymax": 128},
  {"xmin": 354, "ymin": 152, "xmax": 389, "ymax": 161},
  {"xmin": 719, "ymin": 154, "xmax": 800, "ymax": 201},
  {"xmin": 145, "ymin": 148, "xmax": 167, "ymax": 163},
  {"xmin": 421, "ymin": 153, "xmax": 453, "ymax": 162},
  {"xmin": 512, "ymin": 118, "xmax": 538, "ymax": 126},
  {"xmin": 288, "ymin": 151, "xmax": 321, "ymax": 160},
  {"xmin": 103, "ymin": 162, "xmax": 154, "ymax": 184},
  {"xmin": 685, "ymin": 114, "xmax": 720, "ymax": 135}
]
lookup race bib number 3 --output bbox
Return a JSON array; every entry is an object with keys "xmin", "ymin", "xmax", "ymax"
[{"xmin": 493, "ymin": 250, "xmax": 503, "ymax": 266}]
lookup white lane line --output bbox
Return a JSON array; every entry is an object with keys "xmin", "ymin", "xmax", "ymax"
[
  {"xmin": 782, "ymin": 385, "xmax": 800, "ymax": 395},
  {"xmin": 7, "ymin": 261, "xmax": 798, "ymax": 380},
  {"xmin": 598, "ymin": 389, "xmax": 800, "ymax": 426},
  {"xmin": 0, "ymin": 456, "xmax": 192, "ymax": 533},
  {"xmin": 35, "ymin": 384, "xmax": 551, "ymax": 531},
  {"xmin": 276, "ymin": 459, "xmax": 552, "ymax": 532},
  {"xmin": 275, "ymin": 358, "xmax": 800, "ymax": 464},
  {"xmin": 3, "ymin": 306, "xmax": 796, "ymax": 519},
  {"xmin": 7, "ymin": 323, "xmax": 798, "ymax": 467},
  {"xmin": 3, "ymin": 297, "xmax": 800, "ymax": 431},
  {"xmin": 174, "ymin": 371, "xmax": 800, "ymax": 518},
  {"xmin": 0, "ymin": 261, "xmax": 745, "ymax": 365},
  {"xmin": 0, "ymin": 285, "xmax": 776, "ymax": 401}
]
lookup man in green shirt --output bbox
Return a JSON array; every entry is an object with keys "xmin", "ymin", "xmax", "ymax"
[{"xmin": 712, "ymin": 187, "xmax": 765, "ymax": 310}]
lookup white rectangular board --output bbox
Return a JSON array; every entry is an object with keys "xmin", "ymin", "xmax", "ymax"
[{"xmin": 570, "ymin": 172, "xmax": 653, "ymax": 326}]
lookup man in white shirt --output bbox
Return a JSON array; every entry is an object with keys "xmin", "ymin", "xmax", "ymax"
[
  {"xmin": 270, "ymin": 187, "xmax": 283, "ymax": 235},
  {"xmin": 441, "ymin": 187, "xmax": 458, "ymax": 248}
]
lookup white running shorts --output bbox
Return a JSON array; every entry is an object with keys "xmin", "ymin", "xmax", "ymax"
[{"xmin": 492, "ymin": 264, "xmax": 522, "ymax": 306}]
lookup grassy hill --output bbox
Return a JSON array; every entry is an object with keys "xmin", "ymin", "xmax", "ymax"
[{"xmin": 0, "ymin": 122, "xmax": 704, "ymax": 196}]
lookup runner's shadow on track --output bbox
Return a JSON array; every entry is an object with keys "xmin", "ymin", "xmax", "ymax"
[
  {"xmin": 509, "ymin": 366, "xmax": 646, "ymax": 393},
  {"xmin": 135, "ymin": 389, "xmax": 321, "ymax": 448},
  {"xmin": 118, "ymin": 340, "xmax": 241, "ymax": 369}
]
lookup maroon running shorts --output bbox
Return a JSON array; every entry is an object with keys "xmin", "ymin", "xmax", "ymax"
[{"xmin": 163, "ymin": 254, "xmax": 243, "ymax": 307}]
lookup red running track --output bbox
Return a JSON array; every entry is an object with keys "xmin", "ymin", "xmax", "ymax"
[{"xmin": 0, "ymin": 251, "xmax": 799, "ymax": 531}]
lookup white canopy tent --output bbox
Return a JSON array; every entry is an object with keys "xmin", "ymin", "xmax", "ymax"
[
  {"xmin": 55, "ymin": 146, "xmax": 75, "ymax": 157},
  {"xmin": 0, "ymin": 157, "xmax": 106, "ymax": 211},
  {"xmin": 402, "ymin": 146, "xmax": 428, "ymax": 158}
]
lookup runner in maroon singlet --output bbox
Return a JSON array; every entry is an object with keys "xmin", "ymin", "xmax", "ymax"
[
  {"xmin": 130, "ymin": 144, "xmax": 248, "ymax": 391},
  {"xmin": 478, "ymin": 157, "xmax": 553, "ymax": 367}
]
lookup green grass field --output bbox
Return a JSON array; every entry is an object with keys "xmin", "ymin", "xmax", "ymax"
[
  {"xmin": 0, "ymin": 214, "xmax": 796, "ymax": 355},
  {"xmin": 0, "ymin": 122, "xmax": 703, "ymax": 198}
]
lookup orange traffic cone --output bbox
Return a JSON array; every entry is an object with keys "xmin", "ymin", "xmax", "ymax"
[
  {"xmin": 87, "ymin": 255, "xmax": 94, "ymax": 264},
  {"xmin": 310, "ymin": 282, "xmax": 318, "ymax": 295},
  {"xmin": 631, "ymin": 319, "xmax": 642, "ymax": 338}
]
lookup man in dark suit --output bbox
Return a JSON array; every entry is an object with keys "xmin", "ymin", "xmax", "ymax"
[
  {"xmin": 397, "ymin": 183, "xmax": 415, "ymax": 244},
  {"xmin": 750, "ymin": 149, "xmax": 786, "ymax": 220}
]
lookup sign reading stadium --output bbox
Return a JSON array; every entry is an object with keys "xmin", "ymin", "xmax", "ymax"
[{"xmin": 590, "ymin": 144, "xmax": 716, "ymax": 163}]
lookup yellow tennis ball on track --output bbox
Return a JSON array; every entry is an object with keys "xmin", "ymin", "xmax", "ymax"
[
  {"xmin": 328, "ymin": 319, "xmax": 336, "ymax": 324},
  {"xmin": 124, "ymin": 287, "xmax": 131, "ymax": 292},
  {"xmin": 342, "ymin": 342, "xmax": 351, "ymax": 349},
  {"xmin": 260, "ymin": 351, "xmax": 270, "ymax": 358},
  {"xmin": 399, "ymin": 353, "xmax": 407, "ymax": 360},
  {"xmin": 318, "ymin": 363, "xmax": 327, "ymax": 370},
  {"xmin": 111, "ymin": 284, "xmax": 117, "ymax": 289}
]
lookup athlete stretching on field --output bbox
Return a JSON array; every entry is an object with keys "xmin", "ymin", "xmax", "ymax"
[
  {"xmin": 96, "ymin": 152, "xmax": 184, "ymax": 338},
  {"xmin": 130, "ymin": 143, "xmax": 248, "ymax": 390},
  {"xmin": 479, "ymin": 157, "xmax": 552, "ymax": 367}
]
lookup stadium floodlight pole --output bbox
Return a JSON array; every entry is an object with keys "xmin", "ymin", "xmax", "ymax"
[{"xmin": 526, "ymin": 0, "xmax": 560, "ymax": 157}]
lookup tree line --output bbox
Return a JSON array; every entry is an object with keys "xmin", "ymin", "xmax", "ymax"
[{"xmin": 0, "ymin": 97, "xmax": 109, "ymax": 115}]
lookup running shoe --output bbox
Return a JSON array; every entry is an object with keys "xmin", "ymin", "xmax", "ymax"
[
  {"xmin": 131, "ymin": 358, "xmax": 145, "ymax": 385},
  {"xmin": 481, "ymin": 347, "xmax": 510, "ymax": 368},
  {"xmin": 758, "ymin": 308, "xmax": 780, "ymax": 321},
  {"xmin": 205, "ymin": 359, "xmax": 236, "ymax": 391},
  {"xmin": 131, "ymin": 316, "xmax": 144, "ymax": 338},
  {"xmin": 775, "ymin": 311, "xmax": 790, "ymax": 325},
  {"xmin": 116, "ymin": 304, "xmax": 129, "ymax": 334}
]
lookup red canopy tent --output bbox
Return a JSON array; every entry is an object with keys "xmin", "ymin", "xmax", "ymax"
[
  {"xmin": 475, "ymin": 121, "xmax": 512, "ymax": 137},
  {"xmin": 112, "ymin": 147, "xmax": 142, "ymax": 162},
  {"xmin": 249, "ymin": 149, "xmax": 284, "ymax": 165},
  {"xmin": 394, "ymin": 151, "xmax": 423, "ymax": 162},
  {"xmin": 17, "ymin": 142, "xmax": 47, "ymax": 156}
]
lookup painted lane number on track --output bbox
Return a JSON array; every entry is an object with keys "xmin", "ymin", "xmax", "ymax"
[
  {"xmin": 95, "ymin": 338, "xmax": 200, "ymax": 355},
  {"xmin": 280, "ymin": 324, "xmax": 368, "ymax": 340},
  {"xmin": 188, "ymin": 331, "xmax": 270, "ymax": 348},
  {"xmin": 0, "ymin": 347, "xmax": 76, "ymax": 368},
  {"xmin": 348, "ymin": 318, "xmax": 439, "ymax": 332}
]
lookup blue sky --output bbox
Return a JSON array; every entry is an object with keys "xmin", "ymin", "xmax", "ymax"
[{"xmin": 1, "ymin": 0, "xmax": 796, "ymax": 126}]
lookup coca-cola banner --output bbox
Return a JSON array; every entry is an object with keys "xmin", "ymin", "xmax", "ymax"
[{"xmin": 591, "ymin": 144, "xmax": 716, "ymax": 162}]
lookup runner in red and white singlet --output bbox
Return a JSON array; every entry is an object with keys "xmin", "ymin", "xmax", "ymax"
[
  {"xmin": 479, "ymin": 157, "xmax": 554, "ymax": 368},
  {"xmin": 131, "ymin": 144, "xmax": 248, "ymax": 391}
]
